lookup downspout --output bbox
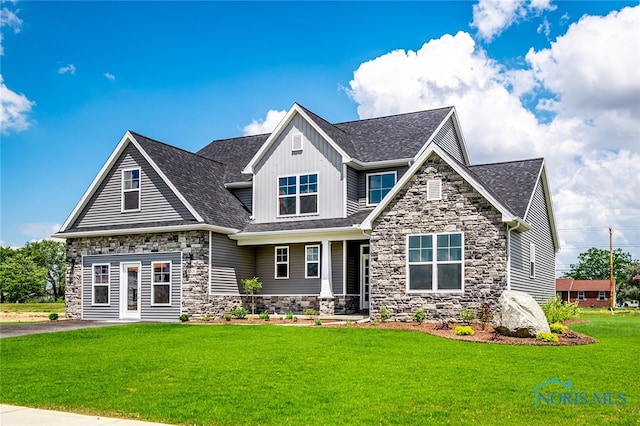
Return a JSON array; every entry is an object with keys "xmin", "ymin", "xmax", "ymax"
[{"xmin": 506, "ymin": 222, "xmax": 519, "ymax": 291}]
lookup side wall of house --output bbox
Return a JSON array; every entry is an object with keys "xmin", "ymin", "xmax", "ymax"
[
  {"xmin": 510, "ymin": 177, "xmax": 556, "ymax": 303},
  {"xmin": 210, "ymin": 231, "xmax": 256, "ymax": 294},
  {"xmin": 369, "ymin": 154, "xmax": 508, "ymax": 321}
]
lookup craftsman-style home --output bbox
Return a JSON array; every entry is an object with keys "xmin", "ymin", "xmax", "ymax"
[{"xmin": 54, "ymin": 103, "xmax": 559, "ymax": 321}]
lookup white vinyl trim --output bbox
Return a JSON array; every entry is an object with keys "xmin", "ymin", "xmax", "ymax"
[
  {"xmin": 365, "ymin": 171, "xmax": 397, "ymax": 206},
  {"xmin": 91, "ymin": 263, "xmax": 110, "ymax": 306},
  {"xmin": 275, "ymin": 246, "xmax": 289, "ymax": 279},
  {"xmin": 406, "ymin": 232, "xmax": 465, "ymax": 293},
  {"xmin": 121, "ymin": 167, "xmax": 141, "ymax": 212},
  {"xmin": 151, "ymin": 260, "xmax": 172, "ymax": 306},
  {"xmin": 305, "ymin": 245, "xmax": 320, "ymax": 278}
]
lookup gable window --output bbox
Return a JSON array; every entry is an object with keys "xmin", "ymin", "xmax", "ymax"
[
  {"xmin": 152, "ymin": 261, "xmax": 171, "ymax": 305},
  {"xmin": 407, "ymin": 232, "xmax": 463, "ymax": 292},
  {"xmin": 275, "ymin": 246, "xmax": 289, "ymax": 279},
  {"xmin": 529, "ymin": 243, "xmax": 536, "ymax": 278},
  {"xmin": 92, "ymin": 264, "xmax": 110, "ymax": 305},
  {"xmin": 597, "ymin": 291, "xmax": 607, "ymax": 301},
  {"xmin": 367, "ymin": 172, "xmax": 396, "ymax": 205},
  {"xmin": 122, "ymin": 168, "xmax": 140, "ymax": 211},
  {"xmin": 577, "ymin": 291, "xmax": 586, "ymax": 301},
  {"xmin": 305, "ymin": 245, "xmax": 320, "ymax": 278},
  {"xmin": 278, "ymin": 173, "xmax": 318, "ymax": 216}
]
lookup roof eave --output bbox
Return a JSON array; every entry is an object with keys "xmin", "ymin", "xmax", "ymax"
[
  {"xmin": 52, "ymin": 223, "xmax": 239, "ymax": 239},
  {"xmin": 230, "ymin": 226, "xmax": 369, "ymax": 246}
]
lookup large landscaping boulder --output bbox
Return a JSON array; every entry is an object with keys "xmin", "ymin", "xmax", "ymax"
[{"xmin": 492, "ymin": 290, "xmax": 550, "ymax": 337}]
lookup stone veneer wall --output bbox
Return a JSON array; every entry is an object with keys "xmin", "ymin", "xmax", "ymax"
[
  {"xmin": 238, "ymin": 295, "xmax": 360, "ymax": 315},
  {"xmin": 65, "ymin": 230, "xmax": 242, "ymax": 320},
  {"xmin": 369, "ymin": 154, "xmax": 508, "ymax": 322}
]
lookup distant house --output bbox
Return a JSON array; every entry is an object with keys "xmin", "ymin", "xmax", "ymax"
[
  {"xmin": 556, "ymin": 278, "xmax": 612, "ymax": 308},
  {"xmin": 53, "ymin": 103, "xmax": 559, "ymax": 321}
]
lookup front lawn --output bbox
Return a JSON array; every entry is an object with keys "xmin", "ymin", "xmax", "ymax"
[
  {"xmin": 1, "ymin": 314, "xmax": 638, "ymax": 425},
  {"xmin": 0, "ymin": 302, "xmax": 65, "ymax": 313}
]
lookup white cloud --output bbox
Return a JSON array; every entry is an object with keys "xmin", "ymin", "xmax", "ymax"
[
  {"xmin": 58, "ymin": 64, "xmax": 76, "ymax": 75},
  {"xmin": 242, "ymin": 109, "xmax": 287, "ymax": 135},
  {"xmin": 471, "ymin": 0, "xmax": 555, "ymax": 41},
  {"xmin": 0, "ymin": 74, "xmax": 35, "ymax": 134},
  {"xmin": 0, "ymin": 4, "xmax": 22, "ymax": 56},
  {"xmin": 348, "ymin": 5, "xmax": 640, "ymax": 271},
  {"xmin": 17, "ymin": 223, "xmax": 62, "ymax": 242},
  {"xmin": 104, "ymin": 72, "xmax": 115, "ymax": 81}
]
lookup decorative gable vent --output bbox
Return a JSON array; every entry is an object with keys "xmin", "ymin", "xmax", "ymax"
[
  {"xmin": 292, "ymin": 133, "xmax": 303, "ymax": 152},
  {"xmin": 426, "ymin": 179, "xmax": 442, "ymax": 201}
]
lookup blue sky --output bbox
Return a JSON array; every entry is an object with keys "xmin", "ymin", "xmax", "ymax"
[{"xmin": 1, "ymin": 0, "xmax": 639, "ymax": 275}]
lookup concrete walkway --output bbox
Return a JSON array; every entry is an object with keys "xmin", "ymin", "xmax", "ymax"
[{"xmin": 0, "ymin": 405, "xmax": 171, "ymax": 426}]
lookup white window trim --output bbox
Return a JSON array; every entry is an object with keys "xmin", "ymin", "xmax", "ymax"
[
  {"xmin": 577, "ymin": 291, "xmax": 586, "ymax": 301},
  {"xmin": 275, "ymin": 246, "xmax": 289, "ymax": 279},
  {"xmin": 406, "ymin": 232, "xmax": 465, "ymax": 293},
  {"xmin": 597, "ymin": 291, "xmax": 607, "ymax": 301},
  {"xmin": 276, "ymin": 172, "xmax": 319, "ymax": 217},
  {"xmin": 426, "ymin": 179, "xmax": 442, "ymax": 201},
  {"xmin": 365, "ymin": 171, "xmax": 397, "ymax": 206},
  {"xmin": 121, "ymin": 167, "xmax": 141, "ymax": 212},
  {"xmin": 529, "ymin": 242, "xmax": 536, "ymax": 278},
  {"xmin": 151, "ymin": 260, "xmax": 172, "ymax": 306},
  {"xmin": 92, "ymin": 263, "xmax": 110, "ymax": 306},
  {"xmin": 305, "ymin": 245, "xmax": 320, "ymax": 279}
]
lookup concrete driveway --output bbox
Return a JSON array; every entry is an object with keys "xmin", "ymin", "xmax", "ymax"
[{"xmin": 0, "ymin": 320, "xmax": 133, "ymax": 338}]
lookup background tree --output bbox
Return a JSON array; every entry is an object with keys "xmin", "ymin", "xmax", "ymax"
[
  {"xmin": 616, "ymin": 262, "xmax": 640, "ymax": 303},
  {"xmin": 241, "ymin": 276, "xmax": 262, "ymax": 316},
  {"xmin": 564, "ymin": 247, "xmax": 634, "ymax": 286},
  {"xmin": 24, "ymin": 240, "xmax": 66, "ymax": 301},
  {"xmin": 0, "ymin": 250, "xmax": 47, "ymax": 302}
]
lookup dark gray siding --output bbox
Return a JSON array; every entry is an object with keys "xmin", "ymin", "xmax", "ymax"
[
  {"xmin": 82, "ymin": 251, "xmax": 182, "ymax": 321},
  {"xmin": 346, "ymin": 167, "xmax": 359, "ymax": 216},
  {"xmin": 74, "ymin": 144, "xmax": 196, "ymax": 228},
  {"xmin": 210, "ymin": 232, "xmax": 255, "ymax": 294},
  {"xmin": 346, "ymin": 240, "xmax": 368, "ymax": 294},
  {"xmin": 358, "ymin": 166, "xmax": 409, "ymax": 209},
  {"xmin": 331, "ymin": 242, "xmax": 343, "ymax": 295},
  {"xmin": 432, "ymin": 118, "xmax": 466, "ymax": 165},
  {"xmin": 230, "ymin": 187, "xmax": 253, "ymax": 213},
  {"xmin": 510, "ymin": 178, "xmax": 556, "ymax": 303}
]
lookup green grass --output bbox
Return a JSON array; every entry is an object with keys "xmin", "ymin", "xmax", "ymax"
[
  {"xmin": 0, "ymin": 302, "xmax": 65, "ymax": 313},
  {"xmin": 1, "ymin": 314, "xmax": 638, "ymax": 425}
]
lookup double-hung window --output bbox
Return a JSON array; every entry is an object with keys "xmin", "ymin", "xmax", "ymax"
[
  {"xmin": 577, "ymin": 291, "xmax": 586, "ymax": 301},
  {"xmin": 597, "ymin": 291, "xmax": 607, "ymax": 301},
  {"xmin": 407, "ymin": 232, "xmax": 464, "ymax": 291},
  {"xmin": 152, "ymin": 261, "xmax": 171, "ymax": 305},
  {"xmin": 367, "ymin": 172, "xmax": 396, "ymax": 205},
  {"xmin": 278, "ymin": 173, "xmax": 318, "ymax": 216},
  {"xmin": 275, "ymin": 246, "xmax": 289, "ymax": 279},
  {"xmin": 122, "ymin": 168, "xmax": 141, "ymax": 211},
  {"xmin": 305, "ymin": 245, "xmax": 320, "ymax": 278},
  {"xmin": 92, "ymin": 264, "xmax": 110, "ymax": 305}
]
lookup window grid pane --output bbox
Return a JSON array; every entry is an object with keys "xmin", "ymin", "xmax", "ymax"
[
  {"xmin": 408, "ymin": 233, "xmax": 463, "ymax": 291},
  {"xmin": 368, "ymin": 173, "xmax": 395, "ymax": 204}
]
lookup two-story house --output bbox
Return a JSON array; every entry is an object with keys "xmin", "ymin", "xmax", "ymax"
[{"xmin": 54, "ymin": 103, "xmax": 559, "ymax": 321}]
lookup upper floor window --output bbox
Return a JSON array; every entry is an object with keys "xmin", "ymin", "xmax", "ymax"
[
  {"xmin": 122, "ymin": 168, "xmax": 140, "ymax": 211},
  {"xmin": 367, "ymin": 172, "xmax": 396, "ymax": 205},
  {"xmin": 278, "ymin": 173, "xmax": 318, "ymax": 216},
  {"xmin": 152, "ymin": 261, "xmax": 171, "ymax": 305},
  {"xmin": 92, "ymin": 264, "xmax": 110, "ymax": 305},
  {"xmin": 407, "ymin": 232, "xmax": 464, "ymax": 292}
]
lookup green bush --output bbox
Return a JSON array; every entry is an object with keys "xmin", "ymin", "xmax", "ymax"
[
  {"xmin": 314, "ymin": 318, "xmax": 322, "ymax": 326},
  {"xmin": 48, "ymin": 312, "xmax": 59, "ymax": 321},
  {"xmin": 542, "ymin": 295, "xmax": 579, "ymax": 324},
  {"xmin": 549, "ymin": 322, "xmax": 566, "ymax": 334},
  {"xmin": 370, "ymin": 320, "xmax": 378, "ymax": 326},
  {"xmin": 413, "ymin": 309, "xmax": 426, "ymax": 323},
  {"xmin": 454, "ymin": 325, "xmax": 474, "ymax": 336},
  {"xmin": 179, "ymin": 314, "xmax": 189, "ymax": 322},
  {"xmin": 460, "ymin": 306, "xmax": 475, "ymax": 325},
  {"xmin": 379, "ymin": 307, "xmax": 390, "ymax": 322},
  {"xmin": 285, "ymin": 311, "xmax": 295, "ymax": 320},
  {"xmin": 259, "ymin": 311, "xmax": 270, "ymax": 321},
  {"xmin": 303, "ymin": 309, "xmax": 317, "ymax": 319},
  {"xmin": 536, "ymin": 332, "xmax": 559, "ymax": 343},
  {"xmin": 223, "ymin": 312, "xmax": 232, "ymax": 321},
  {"xmin": 231, "ymin": 307, "xmax": 248, "ymax": 319},
  {"xmin": 202, "ymin": 314, "xmax": 211, "ymax": 322}
]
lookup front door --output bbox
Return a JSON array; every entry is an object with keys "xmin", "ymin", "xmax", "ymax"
[
  {"xmin": 360, "ymin": 245, "xmax": 370, "ymax": 310},
  {"xmin": 120, "ymin": 262, "xmax": 141, "ymax": 319}
]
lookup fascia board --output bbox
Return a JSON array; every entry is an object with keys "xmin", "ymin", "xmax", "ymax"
[
  {"xmin": 230, "ymin": 226, "xmax": 368, "ymax": 246},
  {"xmin": 59, "ymin": 132, "xmax": 133, "ymax": 232},
  {"xmin": 347, "ymin": 158, "xmax": 413, "ymax": 171},
  {"xmin": 52, "ymin": 223, "xmax": 239, "ymax": 239}
]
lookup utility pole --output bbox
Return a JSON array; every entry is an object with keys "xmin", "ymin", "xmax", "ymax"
[{"xmin": 609, "ymin": 228, "xmax": 615, "ymax": 313}]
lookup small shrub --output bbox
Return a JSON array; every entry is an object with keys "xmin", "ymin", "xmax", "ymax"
[
  {"xmin": 460, "ymin": 306, "xmax": 475, "ymax": 325},
  {"xmin": 413, "ymin": 309, "xmax": 426, "ymax": 323},
  {"xmin": 379, "ymin": 307, "xmax": 390, "ymax": 322},
  {"xmin": 259, "ymin": 311, "xmax": 270, "ymax": 321},
  {"xmin": 293, "ymin": 316, "xmax": 298, "ymax": 322},
  {"xmin": 203, "ymin": 314, "xmax": 211, "ymax": 322},
  {"xmin": 179, "ymin": 313, "xmax": 189, "ymax": 322},
  {"xmin": 370, "ymin": 320, "xmax": 378, "ymax": 326},
  {"xmin": 303, "ymin": 309, "xmax": 317, "ymax": 319},
  {"xmin": 48, "ymin": 312, "xmax": 59, "ymax": 321},
  {"xmin": 285, "ymin": 311, "xmax": 295, "ymax": 320},
  {"xmin": 455, "ymin": 325, "xmax": 474, "ymax": 336},
  {"xmin": 345, "ymin": 319, "xmax": 354, "ymax": 325},
  {"xmin": 536, "ymin": 332, "xmax": 559, "ymax": 343},
  {"xmin": 231, "ymin": 307, "xmax": 248, "ymax": 319},
  {"xmin": 477, "ymin": 303, "xmax": 493, "ymax": 330},
  {"xmin": 314, "ymin": 317, "xmax": 322, "ymax": 326},
  {"xmin": 542, "ymin": 295, "xmax": 579, "ymax": 324},
  {"xmin": 223, "ymin": 312, "xmax": 232, "ymax": 321},
  {"xmin": 549, "ymin": 322, "xmax": 566, "ymax": 334}
]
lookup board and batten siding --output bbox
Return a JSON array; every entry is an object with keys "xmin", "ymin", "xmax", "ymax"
[
  {"xmin": 252, "ymin": 114, "xmax": 345, "ymax": 223},
  {"xmin": 255, "ymin": 242, "xmax": 344, "ymax": 295},
  {"xmin": 510, "ymin": 178, "xmax": 556, "ymax": 303},
  {"xmin": 82, "ymin": 251, "xmax": 182, "ymax": 321},
  {"xmin": 432, "ymin": 118, "xmax": 466, "ymax": 165},
  {"xmin": 210, "ymin": 232, "xmax": 256, "ymax": 295},
  {"xmin": 73, "ymin": 143, "xmax": 195, "ymax": 228}
]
